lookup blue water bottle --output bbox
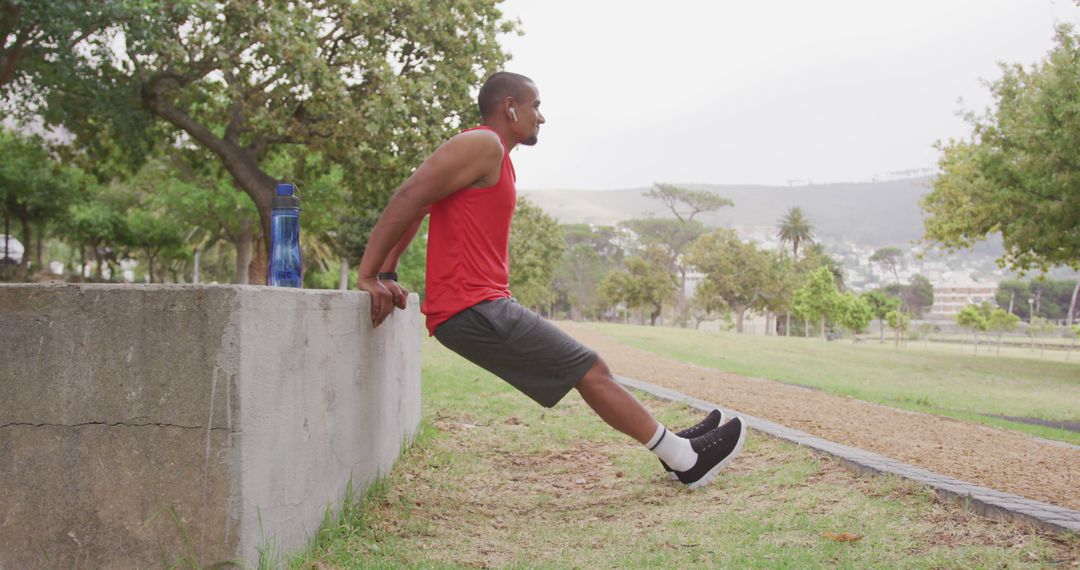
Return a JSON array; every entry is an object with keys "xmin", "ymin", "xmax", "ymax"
[{"xmin": 268, "ymin": 182, "xmax": 302, "ymax": 287}]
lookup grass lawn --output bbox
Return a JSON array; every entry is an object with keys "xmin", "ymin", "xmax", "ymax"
[
  {"xmin": 582, "ymin": 322, "xmax": 1080, "ymax": 445},
  {"xmin": 290, "ymin": 336, "xmax": 1077, "ymax": 569}
]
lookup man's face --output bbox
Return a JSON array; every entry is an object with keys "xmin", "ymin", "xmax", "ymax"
[{"xmin": 513, "ymin": 82, "xmax": 545, "ymax": 146}]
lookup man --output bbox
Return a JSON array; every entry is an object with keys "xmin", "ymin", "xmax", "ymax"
[{"xmin": 355, "ymin": 71, "xmax": 745, "ymax": 489}]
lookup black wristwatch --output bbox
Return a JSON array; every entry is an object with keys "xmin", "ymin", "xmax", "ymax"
[{"xmin": 377, "ymin": 271, "xmax": 398, "ymax": 281}]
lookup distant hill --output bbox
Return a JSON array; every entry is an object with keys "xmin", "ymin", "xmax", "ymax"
[{"xmin": 522, "ymin": 177, "xmax": 951, "ymax": 249}]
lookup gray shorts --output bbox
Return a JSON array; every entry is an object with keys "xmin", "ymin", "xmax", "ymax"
[{"xmin": 433, "ymin": 298, "xmax": 599, "ymax": 408}]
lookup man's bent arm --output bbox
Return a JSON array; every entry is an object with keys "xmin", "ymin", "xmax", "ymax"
[
  {"xmin": 357, "ymin": 131, "xmax": 503, "ymax": 326},
  {"xmin": 377, "ymin": 209, "xmax": 428, "ymax": 275}
]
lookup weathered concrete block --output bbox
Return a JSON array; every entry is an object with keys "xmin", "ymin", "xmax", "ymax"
[{"xmin": 0, "ymin": 284, "xmax": 421, "ymax": 568}]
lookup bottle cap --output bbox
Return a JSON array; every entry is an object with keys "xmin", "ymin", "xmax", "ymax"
[{"xmin": 272, "ymin": 182, "xmax": 300, "ymax": 210}]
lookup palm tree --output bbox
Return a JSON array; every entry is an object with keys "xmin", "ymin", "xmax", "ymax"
[
  {"xmin": 776, "ymin": 207, "xmax": 815, "ymax": 261},
  {"xmin": 777, "ymin": 207, "xmax": 816, "ymax": 336}
]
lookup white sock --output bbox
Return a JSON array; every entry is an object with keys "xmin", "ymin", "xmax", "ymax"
[{"xmin": 645, "ymin": 424, "xmax": 697, "ymax": 471}]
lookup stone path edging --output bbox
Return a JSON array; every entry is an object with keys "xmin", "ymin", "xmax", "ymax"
[{"xmin": 615, "ymin": 374, "xmax": 1080, "ymax": 535}]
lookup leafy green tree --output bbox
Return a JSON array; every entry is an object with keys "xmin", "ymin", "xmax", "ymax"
[
  {"xmin": 552, "ymin": 224, "xmax": 624, "ymax": 320},
  {"xmin": 987, "ymin": 307, "xmax": 1020, "ymax": 355},
  {"xmin": 599, "ymin": 246, "xmax": 676, "ymax": 326},
  {"xmin": 923, "ymin": 25, "xmax": 1080, "ymax": 325},
  {"xmin": 870, "ymin": 247, "xmax": 904, "ymax": 287},
  {"xmin": 63, "ymin": 183, "xmax": 133, "ymax": 281},
  {"xmin": 801, "ymin": 242, "xmax": 846, "ymax": 290},
  {"xmin": 0, "ymin": 129, "xmax": 80, "ymax": 280},
  {"xmin": 882, "ymin": 274, "xmax": 935, "ymax": 317},
  {"xmin": 956, "ymin": 303, "xmax": 991, "ymax": 355},
  {"xmin": 686, "ymin": 228, "xmax": 775, "ymax": 333},
  {"xmin": 861, "ymin": 290, "xmax": 902, "ymax": 343},
  {"xmin": 24, "ymin": 0, "xmax": 515, "ymax": 277},
  {"xmin": 509, "ymin": 197, "xmax": 564, "ymax": 312},
  {"xmin": 793, "ymin": 266, "xmax": 841, "ymax": 339},
  {"xmin": 637, "ymin": 183, "xmax": 732, "ymax": 324},
  {"xmin": 776, "ymin": 206, "xmax": 815, "ymax": 261},
  {"xmin": 0, "ymin": 2, "xmax": 131, "ymax": 89},
  {"xmin": 835, "ymin": 292, "xmax": 873, "ymax": 343},
  {"xmin": 885, "ymin": 309, "xmax": 911, "ymax": 347}
]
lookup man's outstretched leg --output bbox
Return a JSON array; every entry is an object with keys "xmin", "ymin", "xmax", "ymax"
[{"xmin": 575, "ymin": 356, "xmax": 747, "ymax": 490}]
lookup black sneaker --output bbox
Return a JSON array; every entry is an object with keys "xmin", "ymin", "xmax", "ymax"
[
  {"xmin": 675, "ymin": 417, "xmax": 747, "ymax": 490},
  {"xmin": 660, "ymin": 409, "xmax": 726, "ymax": 478}
]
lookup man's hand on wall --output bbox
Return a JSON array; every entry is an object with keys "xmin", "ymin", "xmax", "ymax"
[
  {"xmin": 357, "ymin": 277, "xmax": 395, "ymax": 327},
  {"xmin": 382, "ymin": 280, "xmax": 409, "ymax": 311}
]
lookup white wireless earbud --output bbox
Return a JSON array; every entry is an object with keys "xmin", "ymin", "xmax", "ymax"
[{"xmin": 508, "ymin": 108, "xmax": 518, "ymax": 121}]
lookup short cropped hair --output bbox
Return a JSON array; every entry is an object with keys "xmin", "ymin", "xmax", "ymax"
[{"xmin": 478, "ymin": 71, "xmax": 535, "ymax": 119}]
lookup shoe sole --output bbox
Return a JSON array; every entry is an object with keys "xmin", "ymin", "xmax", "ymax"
[
  {"xmin": 685, "ymin": 417, "xmax": 747, "ymax": 491},
  {"xmin": 665, "ymin": 410, "xmax": 727, "ymax": 480}
]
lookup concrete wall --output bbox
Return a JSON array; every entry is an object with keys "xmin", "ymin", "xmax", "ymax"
[{"xmin": 0, "ymin": 284, "xmax": 421, "ymax": 568}]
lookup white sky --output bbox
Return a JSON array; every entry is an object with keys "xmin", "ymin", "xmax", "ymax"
[{"xmin": 497, "ymin": 0, "xmax": 1080, "ymax": 190}]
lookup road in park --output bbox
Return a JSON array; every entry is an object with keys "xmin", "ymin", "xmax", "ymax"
[{"xmin": 557, "ymin": 322, "xmax": 1080, "ymax": 511}]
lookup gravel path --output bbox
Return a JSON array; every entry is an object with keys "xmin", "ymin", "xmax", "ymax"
[{"xmin": 558, "ymin": 322, "xmax": 1080, "ymax": 511}]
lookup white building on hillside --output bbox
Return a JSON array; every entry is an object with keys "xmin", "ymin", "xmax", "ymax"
[{"xmin": 930, "ymin": 281, "xmax": 999, "ymax": 318}]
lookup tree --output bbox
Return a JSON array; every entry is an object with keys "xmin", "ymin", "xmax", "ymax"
[
  {"xmin": 24, "ymin": 1, "xmax": 515, "ymax": 282},
  {"xmin": 644, "ymin": 183, "xmax": 732, "ymax": 223},
  {"xmin": 996, "ymin": 278, "xmax": 1079, "ymax": 321},
  {"xmin": 620, "ymin": 217, "xmax": 704, "ymax": 324},
  {"xmin": 685, "ymin": 228, "xmax": 774, "ymax": 333},
  {"xmin": 882, "ymin": 274, "xmax": 935, "ymax": 317},
  {"xmin": 861, "ymin": 290, "xmax": 902, "ymax": 343},
  {"xmin": 987, "ymin": 307, "xmax": 1020, "ymax": 355},
  {"xmin": 599, "ymin": 246, "xmax": 675, "ymax": 326},
  {"xmin": 885, "ymin": 309, "xmax": 911, "ymax": 347},
  {"xmin": 552, "ymin": 224, "xmax": 623, "ymax": 320},
  {"xmin": 870, "ymin": 247, "xmax": 904, "ymax": 287},
  {"xmin": 637, "ymin": 183, "xmax": 732, "ymax": 324},
  {"xmin": 1067, "ymin": 324, "xmax": 1079, "ymax": 362},
  {"xmin": 793, "ymin": 267, "xmax": 841, "ymax": 339},
  {"xmin": 0, "ymin": 2, "xmax": 130, "ymax": 89},
  {"xmin": 776, "ymin": 206, "xmax": 816, "ymax": 334},
  {"xmin": 509, "ymin": 197, "xmax": 564, "ymax": 312},
  {"xmin": 835, "ymin": 292, "xmax": 873, "ymax": 343},
  {"xmin": 0, "ymin": 129, "xmax": 80, "ymax": 280},
  {"xmin": 923, "ymin": 25, "xmax": 1080, "ymax": 325},
  {"xmin": 956, "ymin": 303, "xmax": 991, "ymax": 355},
  {"xmin": 776, "ymin": 206, "xmax": 815, "ymax": 261}
]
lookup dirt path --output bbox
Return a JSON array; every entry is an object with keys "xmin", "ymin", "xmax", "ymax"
[{"xmin": 558, "ymin": 322, "xmax": 1080, "ymax": 511}]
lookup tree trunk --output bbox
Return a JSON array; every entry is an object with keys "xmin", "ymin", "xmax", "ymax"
[
  {"xmin": 1008, "ymin": 289, "xmax": 1015, "ymax": 315},
  {"xmin": 142, "ymin": 88, "xmax": 278, "ymax": 262},
  {"xmin": 147, "ymin": 255, "xmax": 156, "ymax": 284},
  {"xmin": 973, "ymin": 332, "xmax": 978, "ymax": 355},
  {"xmin": 15, "ymin": 216, "xmax": 31, "ymax": 281},
  {"xmin": 996, "ymin": 333, "xmax": 1003, "ymax": 355},
  {"xmin": 735, "ymin": 307, "xmax": 746, "ymax": 333},
  {"xmin": 338, "ymin": 256, "xmax": 350, "ymax": 290},
  {"xmin": 819, "ymin": 316, "xmax": 826, "ymax": 340},
  {"xmin": 232, "ymin": 230, "xmax": 253, "ymax": 285},
  {"xmin": 92, "ymin": 243, "xmax": 103, "ymax": 281},
  {"xmin": 880, "ymin": 318, "xmax": 885, "ymax": 343},
  {"xmin": 35, "ymin": 225, "xmax": 43, "ymax": 270},
  {"xmin": 193, "ymin": 248, "xmax": 201, "ymax": 284},
  {"xmin": 785, "ymin": 312, "xmax": 791, "ymax": 336},
  {"xmin": 1067, "ymin": 280, "xmax": 1079, "ymax": 327},
  {"xmin": 249, "ymin": 233, "xmax": 268, "ymax": 285}
]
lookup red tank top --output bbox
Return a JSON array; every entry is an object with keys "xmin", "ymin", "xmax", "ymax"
[{"xmin": 422, "ymin": 126, "xmax": 517, "ymax": 335}]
